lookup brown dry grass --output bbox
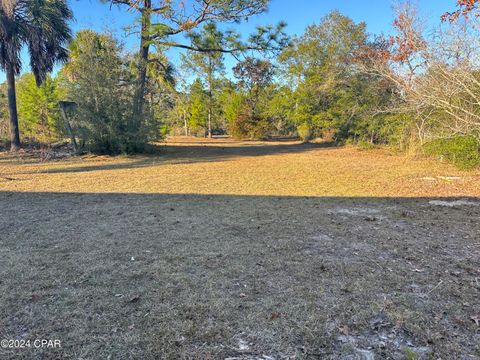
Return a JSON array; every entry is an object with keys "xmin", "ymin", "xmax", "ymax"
[
  {"xmin": 0, "ymin": 137, "xmax": 479, "ymax": 359},
  {"xmin": 0, "ymin": 137, "xmax": 479, "ymax": 196}
]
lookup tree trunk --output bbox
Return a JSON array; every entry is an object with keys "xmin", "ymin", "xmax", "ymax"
[
  {"xmin": 6, "ymin": 64, "xmax": 20, "ymax": 151},
  {"xmin": 207, "ymin": 58, "xmax": 213, "ymax": 138},
  {"xmin": 207, "ymin": 108, "xmax": 212, "ymax": 138},
  {"xmin": 132, "ymin": 0, "xmax": 151, "ymax": 128},
  {"xmin": 59, "ymin": 104, "xmax": 79, "ymax": 153},
  {"xmin": 183, "ymin": 109, "xmax": 188, "ymax": 136}
]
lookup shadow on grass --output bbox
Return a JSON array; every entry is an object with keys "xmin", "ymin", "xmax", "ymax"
[
  {"xmin": 22, "ymin": 141, "xmax": 335, "ymax": 174},
  {"xmin": 0, "ymin": 191, "xmax": 479, "ymax": 359}
]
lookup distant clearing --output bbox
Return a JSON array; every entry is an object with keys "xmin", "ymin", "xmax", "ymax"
[{"xmin": 0, "ymin": 137, "xmax": 479, "ymax": 197}]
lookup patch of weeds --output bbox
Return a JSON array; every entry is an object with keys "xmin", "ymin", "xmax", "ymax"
[
  {"xmin": 357, "ymin": 140, "xmax": 378, "ymax": 150},
  {"xmin": 404, "ymin": 347, "xmax": 418, "ymax": 360}
]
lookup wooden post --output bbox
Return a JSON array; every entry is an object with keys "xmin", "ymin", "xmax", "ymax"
[{"xmin": 59, "ymin": 101, "xmax": 79, "ymax": 153}]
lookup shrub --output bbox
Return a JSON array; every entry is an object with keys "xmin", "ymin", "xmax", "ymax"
[
  {"xmin": 230, "ymin": 113, "xmax": 272, "ymax": 140},
  {"xmin": 16, "ymin": 73, "xmax": 62, "ymax": 143},
  {"xmin": 297, "ymin": 122, "xmax": 312, "ymax": 142},
  {"xmin": 248, "ymin": 118, "xmax": 272, "ymax": 140},
  {"xmin": 229, "ymin": 112, "xmax": 249, "ymax": 139},
  {"xmin": 0, "ymin": 87, "xmax": 8, "ymax": 141},
  {"xmin": 424, "ymin": 136, "xmax": 480, "ymax": 169},
  {"xmin": 357, "ymin": 140, "xmax": 377, "ymax": 150},
  {"xmin": 60, "ymin": 30, "xmax": 161, "ymax": 154}
]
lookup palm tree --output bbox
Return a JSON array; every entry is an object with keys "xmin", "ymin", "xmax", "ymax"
[{"xmin": 0, "ymin": 0, "xmax": 73, "ymax": 151}]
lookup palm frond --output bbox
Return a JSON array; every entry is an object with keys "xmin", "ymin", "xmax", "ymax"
[{"xmin": 0, "ymin": 0, "xmax": 73, "ymax": 82}]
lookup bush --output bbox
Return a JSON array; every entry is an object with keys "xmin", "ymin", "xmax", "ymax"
[
  {"xmin": 60, "ymin": 30, "xmax": 161, "ymax": 155},
  {"xmin": 16, "ymin": 73, "xmax": 62, "ymax": 143},
  {"xmin": 424, "ymin": 136, "xmax": 480, "ymax": 169},
  {"xmin": 248, "ymin": 118, "xmax": 272, "ymax": 140},
  {"xmin": 357, "ymin": 140, "xmax": 377, "ymax": 150},
  {"xmin": 229, "ymin": 112, "xmax": 249, "ymax": 139},
  {"xmin": 230, "ymin": 113, "xmax": 272, "ymax": 140},
  {"xmin": 297, "ymin": 122, "xmax": 312, "ymax": 142}
]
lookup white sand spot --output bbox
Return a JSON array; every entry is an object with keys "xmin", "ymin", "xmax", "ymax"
[
  {"xmin": 335, "ymin": 208, "xmax": 380, "ymax": 216},
  {"xmin": 311, "ymin": 234, "xmax": 333, "ymax": 242},
  {"xmin": 429, "ymin": 200, "xmax": 479, "ymax": 207},
  {"xmin": 420, "ymin": 176, "xmax": 462, "ymax": 181},
  {"xmin": 237, "ymin": 339, "xmax": 250, "ymax": 351},
  {"xmin": 437, "ymin": 176, "xmax": 462, "ymax": 181}
]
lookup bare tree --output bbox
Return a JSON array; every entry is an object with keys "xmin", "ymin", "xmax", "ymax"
[{"xmin": 357, "ymin": 1, "xmax": 480, "ymax": 144}]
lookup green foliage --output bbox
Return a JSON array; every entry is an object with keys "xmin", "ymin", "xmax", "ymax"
[
  {"xmin": 230, "ymin": 57, "xmax": 275, "ymax": 139},
  {"xmin": 107, "ymin": 0, "xmax": 272, "ymax": 44},
  {"xmin": 144, "ymin": 51, "xmax": 176, "ymax": 124},
  {"xmin": 182, "ymin": 23, "xmax": 226, "ymax": 136},
  {"xmin": 0, "ymin": 84, "xmax": 9, "ymax": 140},
  {"xmin": 346, "ymin": 112, "xmax": 415, "ymax": 148},
  {"xmin": 233, "ymin": 57, "xmax": 274, "ymax": 115},
  {"xmin": 60, "ymin": 30, "xmax": 161, "ymax": 154},
  {"xmin": 264, "ymin": 86, "xmax": 295, "ymax": 134},
  {"xmin": 16, "ymin": 73, "xmax": 62, "ymax": 142},
  {"xmin": 424, "ymin": 136, "xmax": 480, "ymax": 169},
  {"xmin": 189, "ymin": 98, "xmax": 207, "ymax": 136},
  {"xmin": 105, "ymin": 0, "xmax": 287, "ymax": 142},
  {"xmin": 2, "ymin": 3, "xmax": 477, "ymax": 165},
  {"xmin": 297, "ymin": 122, "xmax": 312, "ymax": 142},
  {"xmin": 0, "ymin": 0, "xmax": 73, "ymax": 149},
  {"xmin": 280, "ymin": 10, "xmax": 367, "ymax": 79},
  {"xmin": 182, "ymin": 23, "xmax": 226, "ymax": 78},
  {"xmin": 221, "ymin": 89, "xmax": 244, "ymax": 126},
  {"xmin": 403, "ymin": 348, "xmax": 418, "ymax": 360},
  {"xmin": 278, "ymin": 11, "xmax": 397, "ymax": 144},
  {"xmin": 247, "ymin": 117, "xmax": 273, "ymax": 140},
  {"xmin": 230, "ymin": 112, "xmax": 272, "ymax": 140},
  {"xmin": 357, "ymin": 140, "xmax": 378, "ymax": 150},
  {"xmin": 0, "ymin": 0, "xmax": 73, "ymax": 81},
  {"xmin": 186, "ymin": 79, "xmax": 208, "ymax": 136}
]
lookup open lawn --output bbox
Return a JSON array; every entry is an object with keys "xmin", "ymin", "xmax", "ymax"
[{"xmin": 0, "ymin": 137, "xmax": 479, "ymax": 359}]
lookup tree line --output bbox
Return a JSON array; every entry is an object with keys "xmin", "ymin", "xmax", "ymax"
[{"xmin": 0, "ymin": 0, "xmax": 479, "ymax": 168}]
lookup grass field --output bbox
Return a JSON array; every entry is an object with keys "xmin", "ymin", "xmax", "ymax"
[{"xmin": 0, "ymin": 137, "xmax": 479, "ymax": 359}]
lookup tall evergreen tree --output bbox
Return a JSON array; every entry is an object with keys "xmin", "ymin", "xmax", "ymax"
[
  {"xmin": 182, "ymin": 23, "xmax": 225, "ymax": 138},
  {"xmin": 103, "ymin": 0, "xmax": 287, "ymax": 132}
]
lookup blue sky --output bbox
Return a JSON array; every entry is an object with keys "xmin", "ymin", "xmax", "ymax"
[{"xmin": 1, "ymin": 0, "xmax": 451, "ymax": 82}]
